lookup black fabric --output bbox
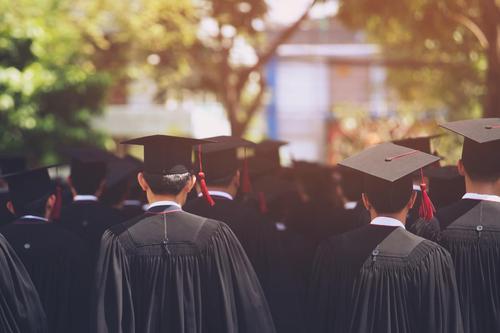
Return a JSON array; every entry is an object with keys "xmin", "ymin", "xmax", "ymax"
[
  {"xmin": 0, "ymin": 233, "xmax": 47, "ymax": 332},
  {"xmin": 60, "ymin": 200, "xmax": 124, "ymax": 258},
  {"xmin": 92, "ymin": 206, "xmax": 275, "ymax": 333},
  {"xmin": 120, "ymin": 204, "xmax": 145, "ymax": 221},
  {"xmin": 308, "ymin": 224, "xmax": 463, "ymax": 333},
  {"xmin": 437, "ymin": 200, "xmax": 500, "ymax": 333},
  {"xmin": 0, "ymin": 219, "xmax": 91, "ymax": 333},
  {"xmin": 184, "ymin": 196, "xmax": 302, "ymax": 333},
  {"xmin": 0, "ymin": 191, "xmax": 15, "ymax": 225}
]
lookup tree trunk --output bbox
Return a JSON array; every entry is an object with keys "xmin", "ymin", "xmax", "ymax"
[{"xmin": 483, "ymin": 55, "xmax": 500, "ymax": 118}]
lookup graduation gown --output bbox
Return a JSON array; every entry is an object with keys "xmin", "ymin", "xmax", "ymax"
[
  {"xmin": 93, "ymin": 204, "xmax": 276, "ymax": 333},
  {"xmin": 0, "ymin": 217, "xmax": 91, "ymax": 333},
  {"xmin": 60, "ymin": 199, "xmax": 124, "ymax": 257},
  {"xmin": 0, "ymin": 233, "xmax": 47, "ymax": 332},
  {"xmin": 184, "ymin": 195, "xmax": 304, "ymax": 333},
  {"xmin": 308, "ymin": 224, "xmax": 463, "ymax": 333},
  {"xmin": 432, "ymin": 199, "xmax": 500, "ymax": 333}
]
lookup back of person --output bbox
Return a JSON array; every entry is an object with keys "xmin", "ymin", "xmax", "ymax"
[
  {"xmin": 0, "ymin": 221, "xmax": 91, "ymax": 333},
  {"xmin": 309, "ymin": 224, "xmax": 462, "ymax": 333}
]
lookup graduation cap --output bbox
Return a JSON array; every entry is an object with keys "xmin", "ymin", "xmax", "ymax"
[
  {"xmin": 440, "ymin": 118, "xmax": 500, "ymax": 177},
  {"xmin": 0, "ymin": 155, "xmax": 27, "ymax": 175},
  {"xmin": 392, "ymin": 134, "xmax": 442, "ymax": 154},
  {"xmin": 122, "ymin": 135, "xmax": 212, "ymax": 175},
  {"xmin": 195, "ymin": 136, "xmax": 255, "ymax": 201},
  {"xmin": 339, "ymin": 142, "xmax": 440, "ymax": 219},
  {"xmin": 2, "ymin": 166, "xmax": 56, "ymax": 214},
  {"xmin": 249, "ymin": 139, "xmax": 288, "ymax": 175},
  {"xmin": 426, "ymin": 166, "xmax": 465, "ymax": 209}
]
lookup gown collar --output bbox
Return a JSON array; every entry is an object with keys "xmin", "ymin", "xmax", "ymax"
[
  {"xmin": 74, "ymin": 195, "xmax": 98, "ymax": 202},
  {"xmin": 17, "ymin": 215, "xmax": 48, "ymax": 223},
  {"xmin": 147, "ymin": 200, "xmax": 182, "ymax": 211},
  {"xmin": 463, "ymin": 192, "xmax": 500, "ymax": 203},
  {"xmin": 370, "ymin": 216, "xmax": 406, "ymax": 229}
]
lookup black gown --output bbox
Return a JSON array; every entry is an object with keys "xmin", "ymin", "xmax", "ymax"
[
  {"xmin": 60, "ymin": 199, "xmax": 124, "ymax": 257},
  {"xmin": 0, "ymin": 217, "xmax": 91, "ymax": 333},
  {"xmin": 184, "ymin": 195, "xmax": 304, "ymax": 333},
  {"xmin": 430, "ymin": 199, "xmax": 500, "ymax": 333},
  {"xmin": 0, "ymin": 232, "xmax": 47, "ymax": 332},
  {"xmin": 308, "ymin": 224, "xmax": 463, "ymax": 333},
  {"xmin": 92, "ymin": 204, "xmax": 276, "ymax": 333}
]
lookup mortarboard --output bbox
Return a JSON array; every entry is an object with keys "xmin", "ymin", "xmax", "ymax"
[
  {"xmin": 392, "ymin": 134, "xmax": 442, "ymax": 155},
  {"xmin": 440, "ymin": 118, "xmax": 500, "ymax": 176},
  {"xmin": 0, "ymin": 155, "xmax": 27, "ymax": 175},
  {"xmin": 339, "ymin": 142, "xmax": 440, "ymax": 219},
  {"xmin": 2, "ymin": 166, "xmax": 56, "ymax": 213},
  {"xmin": 249, "ymin": 139, "xmax": 288, "ymax": 175},
  {"xmin": 195, "ymin": 136, "xmax": 255, "ymax": 195},
  {"xmin": 122, "ymin": 135, "xmax": 212, "ymax": 175}
]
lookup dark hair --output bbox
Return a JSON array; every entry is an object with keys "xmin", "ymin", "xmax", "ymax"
[
  {"xmin": 364, "ymin": 175, "xmax": 413, "ymax": 214},
  {"xmin": 144, "ymin": 172, "xmax": 191, "ymax": 195},
  {"xmin": 13, "ymin": 192, "xmax": 53, "ymax": 217},
  {"xmin": 206, "ymin": 170, "xmax": 237, "ymax": 187},
  {"xmin": 71, "ymin": 172, "xmax": 105, "ymax": 195},
  {"xmin": 462, "ymin": 139, "xmax": 500, "ymax": 182}
]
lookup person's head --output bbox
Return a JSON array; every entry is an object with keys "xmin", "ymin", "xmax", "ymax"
[
  {"xmin": 440, "ymin": 119, "xmax": 500, "ymax": 193},
  {"xmin": 5, "ymin": 167, "xmax": 57, "ymax": 219},
  {"xmin": 362, "ymin": 175, "xmax": 417, "ymax": 218},
  {"xmin": 122, "ymin": 134, "xmax": 212, "ymax": 205},
  {"xmin": 338, "ymin": 167, "xmax": 363, "ymax": 203},
  {"xmin": 69, "ymin": 160, "xmax": 106, "ymax": 196},
  {"xmin": 137, "ymin": 171, "xmax": 196, "ymax": 204}
]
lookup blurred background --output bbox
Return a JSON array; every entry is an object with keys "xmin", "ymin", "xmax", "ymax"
[{"xmin": 1, "ymin": 0, "xmax": 499, "ymax": 166}]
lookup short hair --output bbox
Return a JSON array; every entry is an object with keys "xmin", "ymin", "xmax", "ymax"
[
  {"xmin": 462, "ymin": 139, "xmax": 500, "ymax": 182},
  {"xmin": 364, "ymin": 174, "xmax": 413, "ymax": 214},
  {"xmin": 144, "ymin": 172, "xmax": 191, "ymax": 195},
  {"xmin": 206, "ymin": 170, "xmax": 237, "ymax": 187},
  {"xmin": 13, "ymin": 192, "xmax": 53, "ymax": 217}
]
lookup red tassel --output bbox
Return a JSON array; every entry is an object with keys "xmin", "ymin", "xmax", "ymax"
[
  {"xmin": 50, "ymin": 185, "xmax": 62, "ymax": 221},
  {"xmin": 418, "ymin": 169, "xmax": 435, "ymax": 221},
  {"xmin": 258, "ymin": 191, "xmax": 268, "ymax": 214},
  {"xmin": 241, "ymin": 148, "xmax": 252, "ymax": 193},
  {"xmin": 197, "ymin": 145, "xmax": 215, "ymax": 206}
]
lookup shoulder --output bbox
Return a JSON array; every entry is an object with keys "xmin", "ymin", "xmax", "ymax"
[{"xmin": 435, "ymin": 199, "xmax": 480, "ymax": 229}]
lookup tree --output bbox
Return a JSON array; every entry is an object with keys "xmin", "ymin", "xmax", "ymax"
[
  {"xmin": 337, "ymin": 0, "xmax": 500, "ymax": 119},
  {"xmin": 151, "ymin": 0, "xmax": 320, "ymax": 137},
  {"xmin": 0, "ymin": 0, "xmax": 196, "ymax": 163}
]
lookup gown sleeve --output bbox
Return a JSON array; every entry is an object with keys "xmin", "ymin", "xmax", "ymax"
[
  {"xmin": 415, "ymin": 242, "xmax": 464, "ymax": 333},
  {"xmin": 0, "ymin": 234, "xmax": 47, "ymax": 333},
  {"xmin": 92, "ymin": 230, "xmax": 135, "ymax": 333},
  {"xmin": 205, "ymin": 223, "xmax": 276, "ymax": 333}
]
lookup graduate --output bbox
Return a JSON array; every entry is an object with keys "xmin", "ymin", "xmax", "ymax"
[
  {"xmin": 60, "ymin": 148, "xmax": 123, "ymax": 257},
  {"xmin": 308, "ymin": 142, "xmax": 463, "ymax": 333},
  {"xmin": 184, "ymin": 136, "xmax": 304, "ymax": 333},
  {"xmin": 429, "ymin": 118, "xmax": 500, "ymax": 333},
  {"xmin": 93, "ymin": 135, "xmax": 276, "ymax": 333},
  {"xmin": 1, "ymin": 166, "xmax": 92, "ymax": 333}
]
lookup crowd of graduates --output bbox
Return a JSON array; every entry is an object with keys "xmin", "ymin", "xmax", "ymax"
[{"xmin": 0, "ymin": 117, "xmax": 498, "ymax": 333}]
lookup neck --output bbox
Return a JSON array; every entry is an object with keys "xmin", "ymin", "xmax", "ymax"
[
  {"xmin": 207, "ymin": 185, "xmax": 237, "ymax": 198},
  {"xmin": 147, "ymin": 192, "xmax": 186, "ymax": 207},
  {"xmin": 370, "ymin": 211, "xmax": 407, "ymax": 225},
  {"xmin": 465, "ymin": 178, "xmax": 500, "ymax": 197}
]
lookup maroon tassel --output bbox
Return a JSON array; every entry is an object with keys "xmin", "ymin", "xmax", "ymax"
[
  {"xmin": 418, "ymin": 169, "xmax": 435, "ymax": 221},
  {"xmin": 50, "ymin": 185, "xmax": 62, "ymax": 221},
  {"xmin": 258, "ymin": 192, "xmax": 268, "ymax": 214},
  {"xmin": 241, "ymin": 148, "xmax": 252, "ymax": 193},
  {"xmin": 198, "ymin": 145, "xmax": 215, "ymax": 206}
]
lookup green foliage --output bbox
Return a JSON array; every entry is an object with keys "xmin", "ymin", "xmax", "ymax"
[{"xmin": 337, "ymin": 0, "xmax": 489, "ymax": 120}]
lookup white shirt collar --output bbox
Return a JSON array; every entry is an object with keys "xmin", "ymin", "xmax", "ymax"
[
  {"xmin": 197, "ymin": 191, "xmax": 233, "ymax": 200},
  {"xmin": 74, "ymin": 195, "xmax": 98, "ymax": 202},
  {"xmin": 413, "ymin": 184, "xmax": 422, "ymax": 191},
  {"xmin": 123, "ymin": 200, "xmax": 142, "ymax": 206},
  {"xmin": 344, "ymin": 201, "xmax": 358, "ymax": 210},
  {"xmin": 370, "ymin": 216, "xmax": 406, "ymax": 229},
  {"xmin": 20, "ymin": 215, "xmax": 48, "ymax": 222},
  {"xmin": 147, "ymin": 200, "xmax": 182, "ymax": 209},
  {"xmin": 463, "ymin": 193, "xmax": 500, "ymax": 203}
]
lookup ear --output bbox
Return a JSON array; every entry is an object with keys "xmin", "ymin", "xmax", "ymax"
[
  {"xmin": 457, "ymin": 159, "xmax": 466, "ymax": 176},
  {"xmin": 6, "ymin": 201, "xmax": 14, "ymax": 215},
  {"xmin": 234, "ymin": 169, "xmax": 241, "ymax": 187},
  {"xmin": 137, "ymin": 172, "xmax": 149, "ymax": 192},
  {"xmin": 361, "ymin": 193, "xmax": 371, "ymax": 211},
  {"xmin": 184, "ymin": 174, "xmax": 197, "ymax": 193},
  {"xmin": 45, "ymin": 194, "xmax": 56, "ymax": 212},
  {"xmin": 407, "ymin": 191, "xmax": 417, "ymax": 209}
]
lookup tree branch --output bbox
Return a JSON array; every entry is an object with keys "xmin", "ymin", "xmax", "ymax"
[
  {"xmin": 236, "ymin": 0, "xmax": 318, "ymax": 91},
  {"xmin": 239, "ymin": 74, "xmax": 267, "ymax": 133}
]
